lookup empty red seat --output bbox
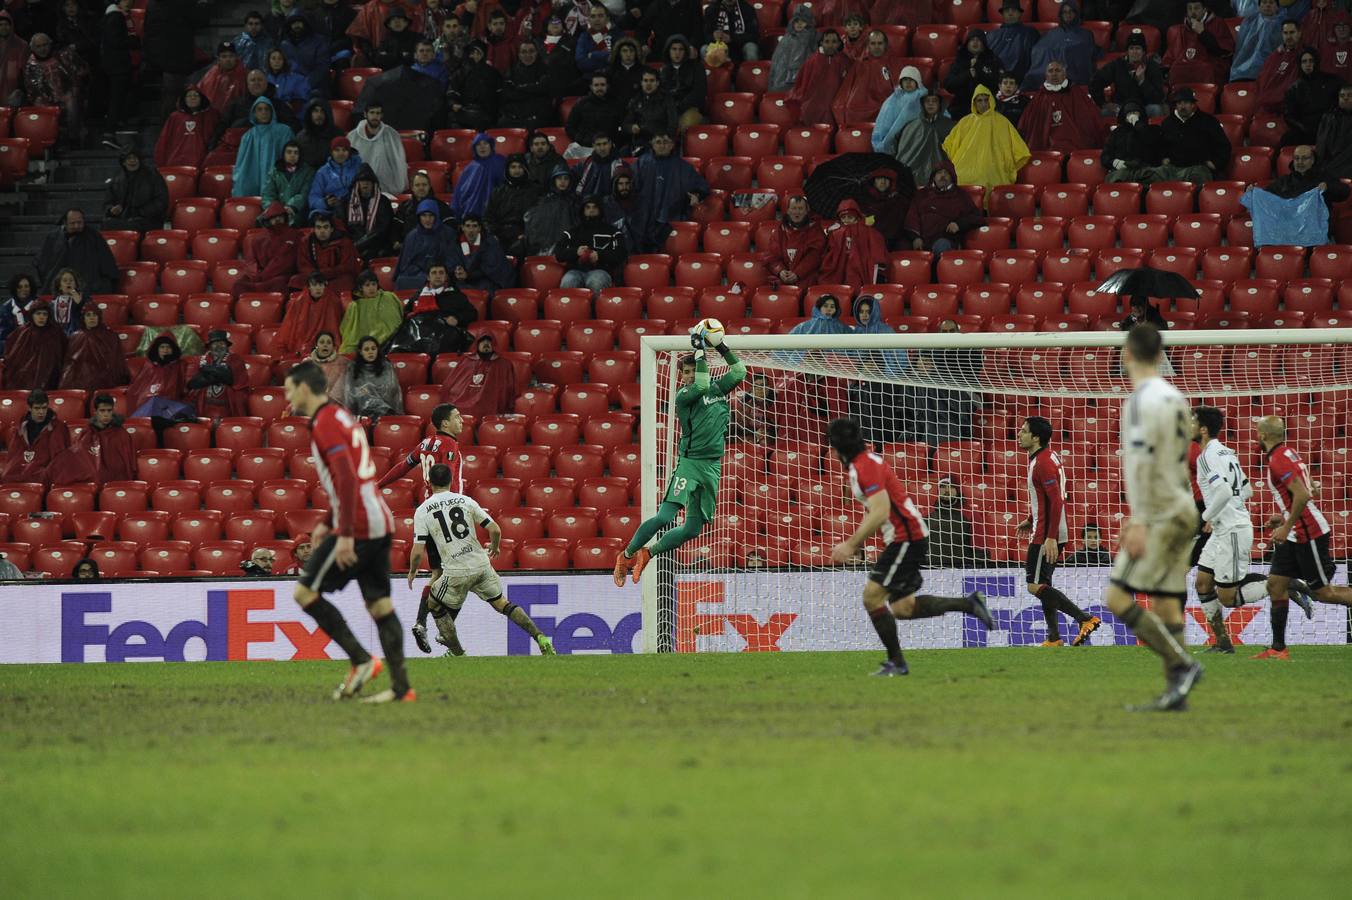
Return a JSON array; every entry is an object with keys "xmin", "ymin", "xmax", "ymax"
[
  {"xmin": 193, "ymin": 540, "xmax": 247, "ymax": 574},
  {"xmin": 1041, "ymin": 250, "xmax": 1092, "ymax": 283},
  {"xmin": 1093, "ymin": 248, "xmax": 1147, "ymax": 279},
  {"xmin": 13, "ymin": 106, "xmax": 61, "ymax": 155},
  {"xmin": 961, "ymin": 284, "xmax": 1012, "ymax": 318},
  {"xmin": 162, "ymin": 419, "xmax": 211, "ymax": 452},
  {"xmin": 477, "ymin": 415, "xmax": 528, "ymax": 448},
  {"xmin": 203, "ymin": 479, "xmax": 256, "ymax": 514},
  {"xmin": 520, "ymin": 256, "xmax": 566, "ymax": 290},
  {"xmin": 1016, "ymin": 216, "xmax": 1066, "ymax": 251},
  {"xmin": 1171, "ymin": 213, "xmax": 1224, "ymax": 249},
  {"xmin": 372, "ymin": 416, "xmax": 424, "ymax": 456},
  {"xmin": 1118, "ymin": 214, "xmax": 1171, "ymax": 249},
  {"xmin": 546, "ymin": 508, "xmax": 598, "ymax": 542},
  {"xmin": 1254, "ymin": 246, "xmax": 1306, "ymax": 282},
  {"xmin": 517, "ymin": 538, "xmax": 570, "ymax": 570},
  {"xmin": 255, "ymin": 479, "xmax": 308, "ymax": 514},
  {"xmin": 31, "ymin": 542, "xmax": 85, "ymax": 578},
  {"xmin": 1067, "ymin": 215, "xmax": 1118, "ymax": 249},
  {"xmin": 501, "ymin": 446, "xmax": 552, "ymax": 481},
  {"xmin": 578, "ymin": 477, "xmax": 631, "ymax": 511},
  {"xmin": 529, "ymin": 414, "xmax": 581, "ymax": 449},
  {"xmin": 151, "ymin": 481, "xmax": 202, "ymax": 514},
  {"xmin": 235, "ymin": 293, "xmax": 285, "ymax": 327},
  {"xmin": 542, "ymin": 289, "xmax": 592, "ymax": 323},
  {"xmin": 1197, "ymin": 181, "xmax": 1246, "ymax": 216},
  {"xmin": 1147, "ymin": 248, "xmax": 1200, "ymax": 278},
  {"xmin": 12, "ymin": 515, "xmax": 63, "ymax": 546},
  {"xmin": 234, "ymin": 447, "xmax": 286, "ymax": 482},
  {"xmin": 98, "ymin": 481, "xmax": 149, "ymax": 515},
  {"xmin": 1039, "ymin": 183, "xmax": 1090, "ymax": 218},
  {"xmin": 213, "ymin": 416, "xmax": 264, "ymax": 452},
  {"xmin": 989, "ymin": 183, "xmax": 1037, "ymax": 218},
  {"xmin": 588, "ymin": 351, "xmax": 637, "ymax": 384},
  {"xmin": 684, "ymin": 123, "xmax": 730, "ymax": 158},
  {"xmin": 834, "ymin": 123, "xmax": 873, "ymax": 152},
  {"xmin": 135, "ymin": 449, "xmax": 183, "ymax": 483},
  {"xmin": 1091, "ymin": 182, "xmax": 1142, "ymax": 216},
  {"xmin": 138, "ymin": 540, "xmax": 192, "ymax": 573},
  {"xmin": 1018, "ymin": 150, "xmax": 1065, "ymax": 186},
  {"xmin": 1199, "ymin": 247, "xmax": 1253, "ymax": 282},
  {"xmin": 117, "ymin": 511, "xmax": 171, "ymax": 543},
  {"xmin": 1144, "ymin": 181, "xmax": 1195, "ymax": 216},
  {"xmin": 266, "ymin": 419, "xmax": 310, "ymax": 454},
  {"xmin": 130, "ymin": 293, "xmax": 180, "ymax": 326},
  {"xmin": 582, "ymin": 413, "xmax": 634, "ymax": 451}
]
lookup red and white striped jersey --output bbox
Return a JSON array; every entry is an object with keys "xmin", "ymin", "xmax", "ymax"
[
  {"xmin": 310, "ymin": 403, "xmax": 393, "ymax": 539},
  {"xmin": 846, "ymin": 450, "xmax": 928, "ymax": 544},
  {"xmin": 1266, "ymin": 443, "xmax": 1329, "ymax": 543},
  {"xmin": 1027, "ymin": 448, "xmax": 1068, "ymax": 543},
  {"xmin": 379, "ymin": 434, "xmax": 462, "ymax": 503}
]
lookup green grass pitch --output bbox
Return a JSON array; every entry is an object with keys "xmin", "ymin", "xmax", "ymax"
[{"xmin": 2, "ymin": 647, "xmax": 1350, "ymax": 899}]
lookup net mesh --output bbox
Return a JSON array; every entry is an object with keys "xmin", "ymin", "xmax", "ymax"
[{"xmin": 648, "ymin": 335, "xmax": 1352, "ymax": 653}]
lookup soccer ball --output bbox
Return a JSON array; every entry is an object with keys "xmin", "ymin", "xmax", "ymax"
[{"xmin": 697, "ymin": 317, "xmax": 725, "ymax": 346}]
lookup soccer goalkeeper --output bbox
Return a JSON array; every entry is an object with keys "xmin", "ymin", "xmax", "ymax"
[{"xmin": 612, "ymin": 328, "xmax": 747, "ymax": 586}]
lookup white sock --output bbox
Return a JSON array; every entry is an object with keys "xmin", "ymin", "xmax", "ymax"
[
  {"xmin": 1237, "ymin": 580, "xmax": 1268, "ymax": 605},
  {"xmin": 1201, "ymin": 598, "xmax": 1222, "ymax": 618}
]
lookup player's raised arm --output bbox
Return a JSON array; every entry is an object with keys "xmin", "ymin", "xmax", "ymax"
[
  {"xmin": 704, "ymin": 332, "xmax": 747, "ymax": 393},
  {"xmin": 378, "ymin": 449, "xmax": 417, "ymax": 488}
]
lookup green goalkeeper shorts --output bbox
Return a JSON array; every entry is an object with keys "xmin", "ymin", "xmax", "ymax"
[{"xmin": 663, "ymin": 457, "xmax": 721, "ymax": 521}]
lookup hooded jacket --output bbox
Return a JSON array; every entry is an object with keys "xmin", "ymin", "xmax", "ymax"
[
  {"xmin": 262, "ymin": 155, "xmax": 317, "ymax": 225},
  {"xmin": 893, "ymin": 97, "xmax": 954, "ymax": 184},
  {"xmin": 1102, "ymin": 103, "xmax": 1161, "ymax": 170},
  {"xmin": 34, "ymin": 214, "xmax": 119, "ymax": 294},
  {"xmin": 265, "ymin": 54, "xmax": 310, "ymax": 106},
  {"xmin": 1316, "ymin": 104, "xmax": 1352, "ymax": 178},
  {"xmin": 1021, "ymin": 2, "xmax": 1100, "ymax": 90},
  {"xmin": 565, "ymin": 87, "xmax": 625, "ymax": 147},
  {"xmin": 873, "ymin": 65, "xmax": 927, "ymax": 153},
  {"xmin": 0, "ymin": 405, "xmax": 70, "ymax": 486},
  {"xmin": 295, "ymin": 100, "xmax": 342, "ymax": 169},
  {"xmin": 556, "ymin": 200, "xmax": 627, "ymax": 272},
  {"xmin": 281, "ymin": 9, "xmax": 329, "ymax": 94},
  {"xmin": 761, "ymin": 208, "xmax": 826, "ymax": 286},
  {"xmin": 1, "ymin": 303, "xmax": 66, "ymax": 390},
  {"xmin": 288, "ymin": 226, "xmax": 359, "ymax": 292},
  {"xmin": 788, "ymin": 294, "xmax": 850, "ymax": 336},
  {"xmin": 440, "ymin": 333, "xmax": 518, "ymax": 418},
  {"xmin": 660, "ymin": 35, "xmax": 707, "ymax": 112},
  {"xmin": 903, "ymin": 162, "xmax": 983, "ymax": 247},
  {"xmin": 1018, "ymin": 76, "xmax": 1105, "ymax": 153},
  {"xmin": 768, "ymin": 5, "xmax": 817, "ymax": 93},
  {"xmin": 453, "ymin": 133, "xmax": 508, "ymax": 219},
  {"xmin": 1285, "ymin": 51, "xmax": 1341, "ymax": 143},
  {"xmin": 525, "ymin": 165, "xmax": 581, "ymax": 255},
  {"xmin": 572, "ymin": 148, "xmax": 624, "ymax": 200},
  {"xmin": 277, "ymin": 283, "xmax": 348, "ymax": 359},
  {"xmin": 499, "ymin": 51, "xmax": 555, "ymax": 130},
  {"xmin": 632, "ymin": 150, "xmax": 710, "ymax": 246},
  {"xmin": 833, "ymin": 37, "xmax": 899, "ymax": 126},
  {"xmin": 638, "ymin": 0, "xmax": 706, "ymax": 53},
  {"xmin": 524, "ymin": 142, "xmax": 567, "ymax": 192},
  {"xmin": 128, "ymin": 333, "xmax": 186, "ymax": 412},
  {"xmin": 59, "ymin": 307, "xmax": 129, "ymax": 392},
  {"xmin": 944, "ymin": 30, "xmax": 1002, "ymax": 116},
  {"xmin": 395, "ymin": 189, "xmax": 453, "ymax": 238},
  {"xmin": 154, "ymin": 87, "xmax": 220, "ymax": 169},
  {"xmin": 943, "ymin": 85, "xmax": 1030, "ymax": 204},
  {"xmin": 55, "ymin": 409, "xmax": 135, "ymax": 487},
  {"xmin": 307, "ymin": 146, "xmax": 364, "ymax": 217},
  {"xmin": 1089, "ymin": 46, "xmax": 1167, "ymax": 110},
  {"xmin": 1163, "ymin": 9, "xmax": 1234, "ymax": 86},
  {"xmin": 346, "ymin": 116, "xmax": 409, "ymax": 194},
  {"xmin": 607, "ymin": 37, "xmax": 646, "ymax": 110},
  {"xmin": 345, "ymin": 164, "xmax": 396, "ymax": 259},
  {"xmin": 1256, "ymin": 37, "xmax": 1305, "ymax": 114},
  {"xmin": 819, "ymin": 198, "xmax": 887, "ymax": 286},
  {"xmin": 339, "ymin": 288, "xmax": 404, "ymax": 354},
  {"xmin": 1231, "ymin": 0, "xmax": 1286, "ymax": 81},
  {"xmin": 446, "ymin": 40, "xmax": 502, "ymax": 129},
  {"xmin": 104, "ymin": 153, "xmax": 169, "ymax": 227},
  {"xmin": 484, "ymin": 154, "xmax": 542, "ymax": 251},
  {"xmin": 986, "ymin": 14, "xmax": 1039, "ymax": 83},
  {"xmin": 396, "ymin": 199, "xmax": 459, "ymax": 288},
  {"xmin": 233, "ymin": 97, "xmax": 297, "ymax": 197},
  {"xmin": 788, "ymin": 39, "xmax": 851, "ymax": 126}
]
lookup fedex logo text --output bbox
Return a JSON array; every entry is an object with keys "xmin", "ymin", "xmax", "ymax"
[
  {"xmin": 61, "ymin": 591, "xmax": 332, "ymax": 663},
  {"xmin": 507, "ymin": 584, "xmax": 642, "ymax": 655}
]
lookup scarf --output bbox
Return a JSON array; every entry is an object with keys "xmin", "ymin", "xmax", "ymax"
[
  {"xmin": 1043, "ymin": 80, "xmax": 1068, "ymax": 92},
  {"xmin": 713, "ymin": 3, "xmax": 747, "ymax": 34},
  {"xmin": 459, "ymin": 233, "xmax": 481, "ymax": 256},
  {"xmin": 348, "ymin": 189, "xmax": 379, "ymax": 229}
]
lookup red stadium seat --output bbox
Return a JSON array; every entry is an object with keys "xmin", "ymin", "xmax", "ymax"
[
  {"xmin": 531, "ymin": 350, "xmax": 585, "ymax": 385},
  {"xmin": 501, "ymin": 446, "xmax": 553, "ymax": 481},
  {"xmin": 12, "ymin": 106, "xmax": 60, "ymax": 155},
  {"xmin": 1147, "ymin": 248, "xmax": 1200, "ymax": 278},
  {"xmin": 1015, "ymin": 284, "xmax": 1066, "ymax": 318},
  {"xmin": 582, "ymin": 413, "xmax": 634, "ymax": 451},
  {"xmin": 834, "ymin": 123, "xmax": 873, "ymax": 153},
  {"xmin": 572, "ymin": 537, "xmax": 623, "ymax": 571},
  {"xmin": 1118, "ymin": 214, "xmax": 1170, "ymax": 250},
  {"xmin": 529, "ymin": 414, "xmax": 582, "ymax": 449},
  {"xmin": 256, "ymin": 479, "xmax": 309, "ymax": 515},
  {"xmin": 685, "ymin": 124, "xmax": 730, "ymax": 158},
  {"xmin": 1018, "ymin": 151, "xmax": 1065, "ymax": 186},
  {"xmin": 989, "ymin": 183, "xmax": 1037, "ymax": 218},
  {"xmin": 139, "ymin": 229, "xmax": 190, "ymax": 264},
  {"xmin": 193, "ymin": 540, "xmax": 247, "ymax": 575},
  {"xmin": 338, "ymin": 67, "xmax": 380, "ymax": 100},
  {"xmin": 1220, "ymin": 81, "xmax": 1256, "ymax": 115},
  {"xmin": 490, "ymin": 289, "xmax": 540, "ymax": 322},
  {"xmin": 171, "ymin": 198, "xmax": 219, "ymax": 234},
  {"xmin": 623, "ymin": 254, "xmax": 673, "ymax": 290},
  {"xmin": 1197, "ymin": 182, "xmax": 1247, "ymax": 217},
  {"xmin": 755, "ymin": 155, "xmax": 804, "ymax": 192},
  {"xmin": 31, "ymin": 542, "xmax": 86, "ymax": 578},
  {"xmin": 732, "ymin": 123, "xmax": 780, "ymax": 160},
  {"xmin": 198, "ymin": 166, "xmax": 234, "ymax": 200},
  {"xmin": 162, "ymin": 419, "xmax": 211, "ymax": 452},
  {"xmin": 183, "ymin": 292, "xmax": 232, "ymax": 327},
  {"xmin": 372, "ymin": 416, "xmax": 424, "ymax": 457},
  {"xmin": 213, "ymin": 416, "xmax": 264, "ymax": 452},
  {"xmin": 524, "ymin": 478, "xmax": 578, "ymax": 514},
  {"xmin": 97, "ymin": 481, "xmax": 149, "ymax": 515},
  {"xmin": 266, "ymin": 419, "xmax": 311, "ymax": 454},
  {"xmin": 1254, "ymin": 246, "xmax": 1306, "ymax": 282},
  {"xmin": 1309, "ymin": 245, "xmax": 1352, "ymax": 279},
  {"xmin": 167, "ymin": 509, "xmax": 222, "ymax": 543},
  {"xmin": 497, "ymin": 507, "xmax": 545, "ymax": 543},
  {"xmin": 1066, "ymin": 215, "xmax": 1118, "ymax": 250},
  {"xmin": 1283, "ymin": 279, "xmax": 1336, "ymax": 314},
  {"xmin": 130, "ymin": 293, "xmax": 180, "ymax": 326},
  {"xmin": 1091, "ymin": 182, "xmax": 1141, "ymax": 216},
  {"xmin": 756, "ymin": 92, "xmax": 797, "ymax": 126},
  {"xmin": 1065, "ymin": 150, "xmax": 1105, "ymax": 187},
  {"xmin": 782, "ymin": 124, "xmax": 832, "ymax": 157},
  {"xmin": 218, "ymin": 197, "xmax": 263, "ymax": 231},
  {"xmin": 235, "ymin": 293, "xmax": 285, "ymax": 327},
  {"xmin": 1199, "ymin": 247, "xmax": 1253, "ymax": 282},
  {"xmin": 1229, "ymin": 147, "xmax": 1273, "ymax": 183},
  {"xmin": 1228, "ymin": 279, "xmax": 1281, "ymax": 315},
  {"xmin": 135, "ymin": 448, "xmax": 183, "ymax": 484},
  {"xmin": 281, "ymin": 509, "xmax": 327, "ymax": 539},
  {"xmin": 546, "ymin": 508, "xmax": 598, "ymax": 542},
  {"xmin": 1039, "ymin": 183, "xmax": 1090, "ymax": 218},
  {"xmin": 1093, "ymin": 248, "xmax": 1147, "ymax": 279},
  {"xmin": 541, "ymin": 289, "xmax": 592, "ymax": 323},
  {"xmin": 477, "ymin": 415, "xmax": 529, "ymax": 449},
  {"xmin": 520, "ymin": 257, "xmax": 566, "ymax": 290},
  {"xmin": 118, "ymin": 261, "xmax": 160, "ymax": 295},
  {"xmin": 554, "ymin": 445, "xmax": 606, "ymax": 480},
  {"xmin": 234, "ymin": 448, "xmax": 286, "ymax": 482},
  {"xmin": 1016, "ymin": 215, "xmax": 1066, "ymax": 251},
  {"xmin": 961, "ymin": 284, "xmax": 1012, "ymax": 318},
  {"xmin": 203, "ymin": 479, "xmax": 256, "ymax": 514},
  {"xmin": 150, "ymin": 479, "xmax": 203, "ymax": 514},
  {"xmin": 517, "ymin": 538, "xmax": 570, "ymax": 570},
  {"xmin": 935, "ymin": 250, "xmax": 987, "ymax": 287},
  {"xmin": 1041, "ymin": 250, "xmax": 1091, "ymax": 283},
  {"xmin": 224, "ymin": 511, "xmax": 276, "ymax": 544},
  {"xmin": 711, "ymin": 92, "xmax": 757, "ymax": 126},
  {"xmin": 1171, "ymin": 213, "xmax": 1224, "ymax": 249},
  {"xmin": 159, "ymin": 167, "xmax": 197, "ymax": 204},
  {"xmin": 909, "ymin": 284, "xmax": 959, "ymax": 318},
  {"xmin": 588, "ymin": 351, "xmax": 638, "ymax": 384},
  {"xmin": 11, "ymin": 515, "xmax": 63, "ymax": 547}
]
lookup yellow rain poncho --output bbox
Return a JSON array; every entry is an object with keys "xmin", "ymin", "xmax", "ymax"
[{"xmin": 941, "ymin": 84, "xmax": 1030, "ymax": 207}]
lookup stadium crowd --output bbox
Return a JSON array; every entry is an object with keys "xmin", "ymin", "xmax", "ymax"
[{"xmin": 1, "ymin": 0, "xmax": 1352, "ymax": 580}]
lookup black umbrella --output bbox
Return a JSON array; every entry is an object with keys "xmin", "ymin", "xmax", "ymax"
[
  {"xmin": 1095, "ymin": 266, "xmax": 1200, "ymax": 299},
  {"xmin": 803, "ymin": 152, "xmax": 916, "ymax": 219},
  {"xmin": 355, "ymin": 65, "xmax": 447, "ymax": 133}
]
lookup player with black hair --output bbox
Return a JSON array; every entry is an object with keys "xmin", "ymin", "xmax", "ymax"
[
  {"xmin": 376, "ymin": 402, "xmax": 467, "ymax": 654},
  {"xmin": 408, "ymin": 463, "xmax": 556, "ymax": 656},
  {"xmin": 284, "ymin": 360, "xmax": 413, "ymax": 703},
  {"xmin": 827, "ymin": 417, "xmax": 993, "ymax": 676},
  {"xmin": 613, "ymin": 327, "xmax": 746, "ymax": 586},
  {"xmin": 1192, "ymin": 405, "xmax": 1311, "ymax": 654},
  {"xmin": 1109, "ymin": 324, "xmax": 1203, "ymax": 711},
  {"xmin": 1015, "ymin": 415, "xmax": 1101, "ymax": 646}
]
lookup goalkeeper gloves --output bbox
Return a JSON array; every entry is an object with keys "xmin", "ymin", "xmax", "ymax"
[{"xmin": 689, "ymin": 330, "xmax": 706, "ymax": 350}]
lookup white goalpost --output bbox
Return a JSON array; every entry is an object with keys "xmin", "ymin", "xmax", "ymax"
[{"xmin": 638, "ymin": 328, "xmax": 1352, "ymax": 654}]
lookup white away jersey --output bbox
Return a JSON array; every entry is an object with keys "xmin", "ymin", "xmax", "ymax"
[
  {"xmin": 1120, "ymin": 376, "xmax": 1195, "ymax": 523},
  {"xmin": 413, "ymin": 491, "xmax": 494, "ymax": 575},
  {"xmin": 1196, "ymin": 439, "xmax": 1253, "ymax": 534}
]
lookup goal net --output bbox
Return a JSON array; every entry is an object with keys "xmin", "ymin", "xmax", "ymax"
[{"xmin": 638, "ymin": 328, "xmax": 1352, "ymax": 653}]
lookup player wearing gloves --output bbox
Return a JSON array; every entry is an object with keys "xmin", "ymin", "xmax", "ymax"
[{"xmin": 613, "ymin": 323, "xmax": 747, "ymax": 586}]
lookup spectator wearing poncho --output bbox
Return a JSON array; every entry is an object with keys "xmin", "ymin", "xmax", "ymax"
[
  {"xmin": 819, "ymin": 199, "xmax": 887, "ymax": 286},
  {"xmin": 485, "ymin": 154, "xmax": 541, "ymax": 255},
  {"xmin": 395, "ymin": 199, "xmax": 459, "ymax": 289},
  {"xmin": 1231, "ymin": 0, "xmax": 1286, "ymax": 82},
  {"xmin": 346, "ymin": 102, "xmax": 409, "ymax": 193},
  {"xmin": 33, "ymin": 209, "xmax": 118, "ymax": 294},
  {"xmin": 231, "ymin": 202, "xmax": 299, "ymax": 300},
  {"xmin": 262, "ymin": 141, "xmax": 316, "ymax": 227},
  {"xmin": 276, "ymin": 272, "xmax": 349, "ymax": 359},
  {"xmin": 851, "ymin": 295, "xmax": 907, "ymax": 375},
  {"xmin": 943, "ymin": 85, "xmax": 1031, "ymax": 206},
  {"xmin": 632, "ymin": 131, "xmax": 710, "ymax": 252},
  {"xmin": 0, "ymin": 389, "xmax": 70, "ymax": 487},
  {"xmin": 339, "ymin": 271, "xmax": 403, "ymax": 353},
  {"xmin": 343, "ymin": 335, "xmax": 404, "ymax": 418},
  {"xmin": 231, "ymin": 97, "xmax": 294, "ymax": 199},
  {"xmin": 453, "ymin": 133, "xmax": 507, "ymax": 219},
  {"xmin": 128, "ymin": 333, "xmax": 187, "ymax": 413},
  {"xmin": 524, "ymin": 165, "xmax": 581, "ymax": 255},
  {"xmin": 499, "ymin": 41, "xmax": 555, "ymax": 130},
  {"xmin": 1021, "ymin": 2, "xmax": 1099, "ymax": 90},
  {"xmin": 59, "ymin": 307, "xmax": 129, "ymax": 392},
  {"xmin": 1, "ymin": 302, "xmax": 66, "ymax": 390},
  {"xmin": 789, "ymin": 29, "xmax": 849, "ymax": 126},
  {"xmin": 944, "ymin": 30, "xmax": 1002, "ymax": 118},
  {"xmin": 55, "ymin": 395, "xmax": 135, "ymax": 488},
  {"xmin": 768, "ymin": 6, "xmax": 816, "ymax": 93},
  {"xmin": 440, "ymin": 333, "xmax": 518, "ymax": 418},
  {"xmin": 394, "ymin": 171, "xmax": 454, "ymax": 244},
  {"xmin": 1317, "ymin": 12, "xmax": 1352, "ymax": 80},
  {"xmin": 893, "ymin": 93, "xmax": 954, "ymax": 185},
  {"xmin": 760, "ymin": 195, "xmax": 825, "ymax": 288},
  {"xmin": 1019, "ymin": 60, "xmax": 1105, "ymax": 154},
  {"xmin": 103, "ymin": 149, "xmax": 169, "ymax": 236},
  {"xmin": 154, "ymin": 86, "xmax": 219, "ymax": 170},
  {"xmin": 833, "ymin": 29, "xmax": 898, "ymax": 127},
  {"xmin": 789, "ymin": 294, "xmax": 849, "ymax": 337},
  {"xmin": 1257, "ymin": 19, "xmax": 1307, "ymax": 113},
  {"xmin": 1163, "ymin": 1, "xmax": 1235, "ymax": 86},
  {"xmin": 986, "ymin": 1, "xmax": 1038, "ymax": 84},
  {"xmin": 288, "ymin": 213, "xmax": 359, "ymax": 293},
  {"xmin": 872, "ymin": 65, "xmax": 926, "ymax": 154}
]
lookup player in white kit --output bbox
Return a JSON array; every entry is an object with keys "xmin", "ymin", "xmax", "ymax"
[
  {"xmin": 1192, "ymin": 406, "xmax": 1312, "ymax": 653},
  {"xmin": 407, "ymin": 464, "xmax": 556, "ymax": 657},
  {"xmin": 1105, "ymin": 325, "xmax": 1204, "ymax": 712}
]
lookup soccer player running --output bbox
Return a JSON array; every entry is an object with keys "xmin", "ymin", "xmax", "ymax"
[
  {"xmin": 1192, "ymin": 406, "xmax": 1311, "ymax": 654},
  {"xmin": 1254, "ymin": 415, "xmax": 1352, "ymax": 659},
  {"xmin": 284, "ymin": 361, "xmax": 413, "ymax": 703},
  {"xmin": 612, "ymin": 329, "xmax": 747, "ymax": 586},
  {"xmin": 1106, "ymin": 325, "xmax": 1204, "ymax": 712},
  {"xmin": 376, "ymin": 403, "xmax": 468, "ymax": 654},
  {"xmin": 407, "ymin": 464, "xmax": 555, "ymax": 656},
  {"xmin": 826, "ymin": 418, "xmax": 994, "ymax": 676},
  {"xmin": 1015, "ymin": 416, "xmax": 1102, "ymax": 646}
]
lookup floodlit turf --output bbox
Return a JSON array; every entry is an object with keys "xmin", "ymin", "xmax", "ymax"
[{"xmin": 2, "ymin": 647, "xmax": 1351, "ymax": 898}]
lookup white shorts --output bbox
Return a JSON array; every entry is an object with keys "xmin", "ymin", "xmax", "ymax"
[
  {"xmin": 429, "ymin": 564, "xmax": 504, "ymax": 611},
  {"xmin": 1197, "ymin": 525, "xmax": 1253, "ymax": 587},
  {"xmin": 1110, "ymin": 506, "xmax": 1199, "ymax": 600}
]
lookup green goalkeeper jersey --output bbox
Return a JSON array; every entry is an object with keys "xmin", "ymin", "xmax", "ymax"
[{"xmin": 675, "ymin": 350, "xmax": 747, "ymax": 460}]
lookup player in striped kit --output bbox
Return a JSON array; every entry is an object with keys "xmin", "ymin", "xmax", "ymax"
[
  {"xmin": 1255, "ymin": 415, "xmax": 1352, "ymax": 659},
  {"xmin": 1192, "ymin": 406, "xmax": 1311, "ymax": 654},
  {"xmin": 1106, "ymin": 325, "xmax": 1203, "ymax": 711},
  {"xmin": 376, "ymin": 403, "xmax": 466, "ymax": 654},
  {"xmin": 285, "ymin": 360, "xmax": 413, "ymax": 703},
  {"xmin": 1015, "ymin": 416, "xmax": 1101, "ymax": 646},
  {"xmin": 827, "ymin": 418, "xmax": 993, "ymax": 676}
]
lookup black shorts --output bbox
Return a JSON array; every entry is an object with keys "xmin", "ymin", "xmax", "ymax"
[
  {"xmin": 1269, "ymin": 534, "xmax": 1338, "ymax": 591},
  {"xmin": 869, "ymin": 538, "xmax": 927, "ymax": 599},
  {"xmin": 298, "ymin": 534, "xmax": 392, "ymax": 603},
  {"xmin": 1189, "ymin": 499, "xmax": 1209, "ymax": 567},
  {"xmin": 423, "ymin": 538, "xmax": 442, "ymax": 571},
  {"xmin": 1025, "ymin": 543, "xmax": 1056, "ymax": 587}
]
